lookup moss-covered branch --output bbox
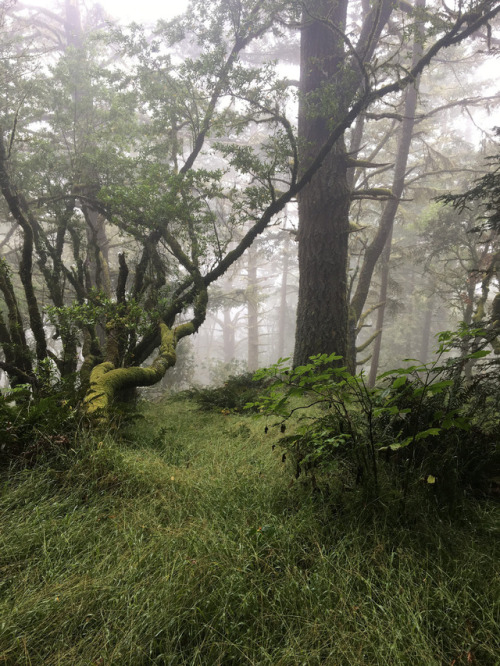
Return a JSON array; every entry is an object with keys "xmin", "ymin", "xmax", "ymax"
[
  {"xmin": 83, "ymin": 323, "xmax": 178, "ymax": 415},
  {"xmin": 356, "ymin": 329, "xmax": 381, "ymax": 354}
]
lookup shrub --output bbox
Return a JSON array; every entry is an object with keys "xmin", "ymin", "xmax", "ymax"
[
  {"xmin": 184, "ymin": 372, "xmax": 269, "ymax": 413},
  {"xmin": 0, "ymin": 383, "xmax": 80, "ymax": 466},
  {"xmin": 248, "ymin": 331, "xmax": 500, "ymax": 506}
]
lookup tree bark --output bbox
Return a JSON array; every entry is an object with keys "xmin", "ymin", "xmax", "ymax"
[
  {"xmin": 247, "ymin": 247, "xmax": 259, "ymax": 372},
  {"xmin": 84, "ymin": 323, "xmax": 184, "ymax": 415},
  {"xmin": 277, "ymin": 232, "xmax": 290, "ymax": 359},
  {"xmin": 223, "ymin": 277, "xmax": 236, "ymax": 364},
  {"xmin": 294, "ymin": 0, "xmax": 351, "ymax": 368},
  {"xmin": 419, "ymin": 295, "xmax": 434, "ymax": 364},
  {"xmin": 293, "ymin": 0, "xmax": 395, "ymax": 370},
  {"xmin": 367, "ymin": 226, "xmax": 393, "ymax": 387}
]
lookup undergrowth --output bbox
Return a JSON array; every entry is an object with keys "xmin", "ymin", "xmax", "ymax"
[
  {"xmin": 249, "ymin": 332, "xmax": 500, "ymax": 507},
  {"xmin": 182, "ymin": 372, "xmax": 268, "ymax": 413},
  {"xmin": 0, "ymin": 398, "xmax": 498, "ymax": 665}
]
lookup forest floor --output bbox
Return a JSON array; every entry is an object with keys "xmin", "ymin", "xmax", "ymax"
[{"xmin": 0, "ymin": 397, "xmax": 499, "ymax": 665}]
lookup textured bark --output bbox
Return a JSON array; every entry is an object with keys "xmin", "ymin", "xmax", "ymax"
[
  {"xmin": 294, "ymin": 0, "xmax": 351, "ymax": 367},
  {"xmin": 294, "ymin": 0, "xmax": 395, "ymax": 369},
  {"xmin": 0, "ymin": 259, "xmax": 29, "ymax": 360},
  {"xmin": 84, "ymin": 285, "xmax": 208, "ymax": 414},
  {"xmin": 294, "ymin": 142, "xmax": 351, "ymax": 366},
  {"xmin": 247, "ymin": 247, "xmax": 259, "ymax": 372},
  {"xmin": 419, "ymin": 296, "xmax": 434, "ymax": 364},
  {"xmin": 84, "ymin": 322, "xmax": 191, "ymax": 414},
  {"xmin": 223, "ymin": 277, "xmax": 236, "ymax": 364},
  {"xmin": 0, "ymin": 308, "xmax": 26, "ymax": 385},
  {"xmin": 0, "ymin": 134, "xmax": 47, "ymax": 363},
  {"xmin": 368, "ymin": 227, "xmax": 393, "ymax": 387},
  {"xmin": 277, "ymin": 233, "xmax": 290, "ymax": 359},
  {"xmin": 104, "ymin": 253, "xmax": 129, "ymax": 367}
]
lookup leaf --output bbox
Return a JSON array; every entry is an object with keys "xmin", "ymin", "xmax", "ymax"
[
  {"xmin": 415, "ymin": 428, "xmax": 441, "ymax": 441},
  {"xmin": 468, "ymin": 349, "xmax": 490, "ymax": 359},
  {"xmin": 392, "ymin": 376, "xmax": 407, "ymax": 389},
  {"xmin": 426, "ymin": 475, "xmax": 436, "ymax": 484},
  {"xmin": 427, "ymin": 379, "xmax": 454, "ymax": 394}
]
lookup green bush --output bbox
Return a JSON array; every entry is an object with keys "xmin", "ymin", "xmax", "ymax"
[
  {"xmin": 183, "ymin": 372, "xmax": 269, "ymax": 413},
  {"xmin": 0, "ymin": 384, "xmax": 80, "ymax": 466},
  {"xmin": 249, "ymin": 331, "xmax": 500, "ymax": 506}
]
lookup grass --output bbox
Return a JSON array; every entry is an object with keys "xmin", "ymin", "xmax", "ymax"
[{"xmin": 0, "ymin": 397, "xmax": 498, "ymax": 665}]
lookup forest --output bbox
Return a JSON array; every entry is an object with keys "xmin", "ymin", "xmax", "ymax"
[{"xmin": 0, "ymin": 0, "xmax": 499, "ymax": 663}]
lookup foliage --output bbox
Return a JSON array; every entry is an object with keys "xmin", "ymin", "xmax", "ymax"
[
  {"xmin": 2, "ymin": 0, "xmax": 499, "ymax": 423},
  {"xmin": 0, "ymin": 382, "xmax": 81, "ymax": 465},
  {"xmin": 0, "ymin": 0, "xmax": 303, "ymax": 417},
  {"xmin": 0, "ymin": 398, "xmax": 498, "ymax": 664},
  {"xmin": 207, "ymin": 358, "xmax": 248, "ymax": 386},
  {"xmin": 184, "ymin": 372, "xmax": 269, "ymax": 413},
  {"xmin": 248, "ymin": 329, "xmax": 500, "ymax": 504},
  {"xmin": 437, "ymin": 131, "xmax": 500, "ymax": 233}
]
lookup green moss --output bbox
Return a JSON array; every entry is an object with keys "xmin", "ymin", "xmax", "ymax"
[{"xmin": 83, "ymin": 323, "xmax": 178, "ymax": 415}]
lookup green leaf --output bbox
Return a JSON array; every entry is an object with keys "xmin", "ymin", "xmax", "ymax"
[
  {"xmin": 415, "ymin": 428, "xmax": 441, "ymax": 441},
  {"xmin": 468, "ymin": 349, "xmax": 490, "ymax": 359},
  {"xmin": 427, "ymin": 380, "xmax": 454, "ymax": 394}
]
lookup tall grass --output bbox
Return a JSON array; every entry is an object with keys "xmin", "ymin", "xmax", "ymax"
[{"xmin": 0, "ymin": 399, "xmax": 498, "ymax": 665}]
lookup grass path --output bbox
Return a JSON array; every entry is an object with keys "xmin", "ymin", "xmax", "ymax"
[{"xmin": 0, "ymin": 399, "xmax": 498, "ymax": 665}]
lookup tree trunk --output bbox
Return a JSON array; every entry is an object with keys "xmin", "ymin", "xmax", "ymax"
[
  {"xmin": 293, "ymin": 0, "xmax": 351, "ymax": 368},
  {"xmin": 293, "ymin": 0, "xmax": 394, "ymax": 369},
  {"xmin": 277, "ymin": 232, "xmax": 290, "ymax": 359},
  {"xmin": 84, "ymin": 322, "xmax": 193, "ymax": 415},
  {"xmin": 419, "ymin": 295, "xmax": 434, "ymax": 364},
  {"xmin": 367, "ymin": 227, "xmax": 393, "ymax": 387},
  {"xmin": 349, "ymin": 0, "xmax": 425, "ymax": 365},
  {"xmin": 223, "ymin": 276, "xmax": 236, "ymax": 364},
  {"xmin": 247, "ymin": 247, "xmax": 259, "ymax": 372}
]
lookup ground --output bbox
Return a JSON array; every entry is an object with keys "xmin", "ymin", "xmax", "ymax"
[{"xmin": 0, "ymin": 398, "xmax": 498, "ymax": 665}]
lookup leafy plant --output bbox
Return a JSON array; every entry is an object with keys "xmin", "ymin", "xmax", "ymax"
[
  {"xmin": 0, "ymin": 384, "xmax": 80, "ymax": 465},
  {"xmin": 184, "ymin": 373, "xmax": 269, "ymax": 414},
  {"xmin": 248, "ymin": 330, "xmax": 499, "ymax": 504}
]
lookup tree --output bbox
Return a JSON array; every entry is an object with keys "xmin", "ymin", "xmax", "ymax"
[
  {"xmin": 437, "ymin": 134, "xmax": 500, "ymax": 339},
  {"xmin": 0, "ymin": 0, "xmax": 304, "ymax": 414},
  {"xmin": 293, "ymin": 0, "xmax": 500, "ymax": 370}
]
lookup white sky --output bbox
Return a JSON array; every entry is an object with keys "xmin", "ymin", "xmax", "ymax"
[
  {"xmin": 94, "ymin": 0, "xmax": 187, "ymax": 23},
  {"xmin": 24, "ymin": 0, "xmax": 187, "ymax": 25}
]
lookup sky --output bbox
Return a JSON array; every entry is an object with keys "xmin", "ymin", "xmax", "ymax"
[{"xmin": 25, "ymin": 0, "xmax": 187, "ymax": 24}]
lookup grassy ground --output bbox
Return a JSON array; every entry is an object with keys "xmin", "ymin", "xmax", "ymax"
[{"xmin": 0, "ymin": 398, "xmax": 498, "ymax": 665}]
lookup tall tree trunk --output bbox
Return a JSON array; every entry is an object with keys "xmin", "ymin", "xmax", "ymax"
[
  {"xmin": 349, "ymin": 0, "xmax": 425, "ymax": 368},
  {"xmin": 294, "ymin": 0, "xmax": 351, "ymax": 368},
  {"xmin": 419, "ymin": 295, "xmax": 434, "ymax": 364},
  {"xmin": 277, "ymin": 232, "xmax": 290, "ymax": 359},
  {"xmin": 293, "ymin": 0, "xmax": 394, "ymax": 369},
  {"xmin": 223, "ymin": 277, "xmax": 236, "ymax": 364},
  {"xmin": 247, "ymin": 247, "xmax": 259, "ymax": 372},
  {"xmin": 367, "ymin": 227, "xmax": 393, "ymax": 387},
  {"xmin": 65, "ymin": 0, "xmax": 110, "ymax": 360}
]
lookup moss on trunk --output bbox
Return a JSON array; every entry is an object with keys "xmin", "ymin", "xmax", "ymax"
[{"xmin": 83, "ymin": 323, "xmax": 185, "ymax": 415}]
